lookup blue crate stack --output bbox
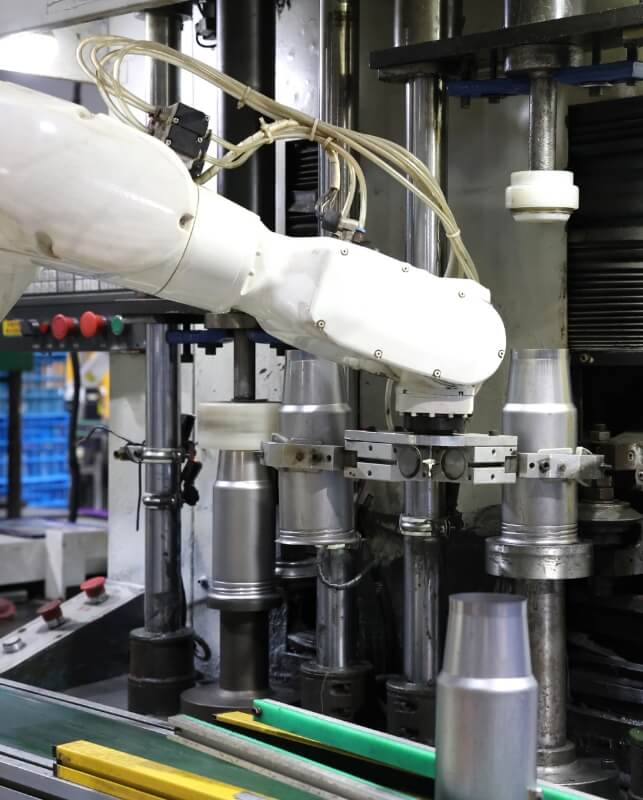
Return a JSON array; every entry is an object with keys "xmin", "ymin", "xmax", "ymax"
[{"xmin": 0, "ymin": 353, "xmax": 70, "ymax": 509}]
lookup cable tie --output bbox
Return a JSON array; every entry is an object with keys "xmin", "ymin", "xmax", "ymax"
[
  {"xmin": 322, "ymin": 136, "xmax": 335, "ymax": 152},
  {"xmin": 309, "ymin": 118, "xmax": 320, "ymax": 141},
  {"xmin": 237, "ymin": 85, "xmax": 252, "ymax": 109},
  {"xmin": 446, "ymin": 228, "xmax": 461, "ymax": 240},
  {"xmin": 259, "ymin": 117, "xmax": 274, "ymax": 144}
]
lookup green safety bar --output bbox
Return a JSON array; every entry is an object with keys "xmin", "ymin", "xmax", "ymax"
[{"xmin": 253, "ymin": 700, "xmax": 599, "ymax": 800}]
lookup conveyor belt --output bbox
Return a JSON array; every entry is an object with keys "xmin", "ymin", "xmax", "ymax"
[{"xmin": 0, "ymin": 683, "xmax": 321, "ymax": 800}]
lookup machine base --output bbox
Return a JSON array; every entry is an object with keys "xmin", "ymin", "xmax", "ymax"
[
  {"xmin": 128, "ymin": 627, "xmax": 195, "ymax": 717},
  {"xmin": 539, "ymin": 756, "xmax": 619, "ymax": 799},
  {"xmin": 180, "ymin": 681, "xmax": 272, "ymax": 719},
  {"xmin": 386, "ymin": 677, "xmax": 436, "ymax": 745},
  {"xmin": 300, "ymin": 660, "xmax": 372, "ymax": 723}
]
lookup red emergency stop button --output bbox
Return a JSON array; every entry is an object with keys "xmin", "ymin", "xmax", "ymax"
[
  {"xmin": 81, "ymin": 576, "xmax": 107, "ymax": 604},
  {"xmin": 51, "ymin": 314, "xmax": 78, "ymax": 341},
  {"xmin": 80, "ymin": 311, "xmax": 107, "ymax": 338},
  {"xmin": 37, "ymin": 599, "xmax": 65, "ymax": 629}
]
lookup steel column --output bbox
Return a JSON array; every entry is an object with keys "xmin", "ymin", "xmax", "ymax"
[{"xmin": 128, "ymin": 9, "xmax": 195, "ymax": 716}]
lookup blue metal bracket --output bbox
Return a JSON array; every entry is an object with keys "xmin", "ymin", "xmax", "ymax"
[{"xmin": 447, "ymin": 60, "xmax": 643, "ymax": 98}]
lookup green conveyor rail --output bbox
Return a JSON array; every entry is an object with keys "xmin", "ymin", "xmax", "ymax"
[
  {"xmin": 254, "ymin": 699, "xmax": 436, "ymax": 780},
  {"xmin": 0, "ymin": 685, "xmax": 318, "ymax": 800},
  {"xmin": 253, "ymin": 699, "xmax": 601, "ymax": 800}
]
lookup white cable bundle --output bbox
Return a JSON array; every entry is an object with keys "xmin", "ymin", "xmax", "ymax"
[{"xmin": 77, "ymin": 35, "xmax": 478, "ymax": 282}]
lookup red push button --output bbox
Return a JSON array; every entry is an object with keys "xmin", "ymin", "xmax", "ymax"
[
  {"xmin": 37, "ymin": 599, "xmax": 65, "ymax": 628},
  {"xmin": 38, "ymin": 321, "xmax": 50, "ymax": 335},
  {"xmin": 81, "ymin": 576, "xmax": 107, "ymax": 603},
  {"xmin": 80, "ymin": 311, "xmax": 107, "ymax": 339},
  {"xmin": 51, "ymin": 314, "xmax": 78, "ymax": 341}
]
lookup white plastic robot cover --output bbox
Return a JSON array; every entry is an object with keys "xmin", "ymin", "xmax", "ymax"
[{"xmin": 0, "ymin": 80, "xmax": 506, "ymax": 402}]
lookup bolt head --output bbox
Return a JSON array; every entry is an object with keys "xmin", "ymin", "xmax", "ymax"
[
  {"xmin": 316, "ymin": 320, "xmax": 326, "ymax": 329},
  {"xmin": 629, "ymin": 450, "xmax": 635, "ymax": 461},
  {"xmin": 458, "ymin": 290, "xmax": 466, "ymax": 298},
  {"xmin": 498, "ymin": 349, "xmax": 505, "ymax": 359},
  {"xmin": 340, "ymin": 247, "xmax": 349, "ymax": 256},
  {"xmin": 432, "ymin": 369, "xmax": 441, "ymax": 378},
  {"xmin": 402, "ymin": 265, "xmax": 409, "ymax": 272},
  {"xmin": 374, "ymin": 349, "xmax": 383, "ymax": 359}
]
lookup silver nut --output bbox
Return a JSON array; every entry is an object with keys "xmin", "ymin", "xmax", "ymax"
[
  {"xmin": 402, "ymin": 265, "xmax": 409, "ymax": 272},
  {"xmin": 432, "ymin": 369, "xmax": 441, "ymax": 378},
  {"xmin": 316, "ymin": 320, "xmax": 326, "ymax": 329},
  {"xmin": 498, "ymin": 349, "xmax": 505, "ymax": 358},
  {"xmin": 340, "ymin": 247, "xmax": 349, "ymax": 256},
  {"xmin": 197, "ymin": 136, "xmax": 204, "ymax": 143},
  {"xmin": 165, "ymin": 138, "xmax": 172, "ymax": 146},
  {"xmin": 173, "ymin": 116, "xmax": 180, "ymax": 124},
  {"xmin": 458, "ymin": 290, "xmax": 466, "ymax": 298},
  {"xmin": 374, "ymin": 349, "xmax": 383, "ymax": 359}
]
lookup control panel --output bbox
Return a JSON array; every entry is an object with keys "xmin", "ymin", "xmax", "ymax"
[{"xmin": 0, "ymin": 311, "xmax": 147, "ymax": 353}]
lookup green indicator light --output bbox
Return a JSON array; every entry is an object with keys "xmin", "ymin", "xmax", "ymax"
[{"xmin": 111, "ymin": 315, "xmax": 125, "ymax": 336}]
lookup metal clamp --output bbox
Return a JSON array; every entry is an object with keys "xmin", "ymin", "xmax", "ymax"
[
  {"xmin": 115, "ymin": 445, "xmax": 185, "ymax": 464},
  {"xmin": 343, "ymin": 430, "xmax": 518, "ymax": 485},
  {"xmin": 518, "ymin": 449, "xmax": 605, "ymax": 481},
  {"xmin": 262, "ymin": 440, "xmax": 345, "ymax": 472},
  {"xmin": 143, "ymin": 492, "xmax": 179, "ymax": 510}
]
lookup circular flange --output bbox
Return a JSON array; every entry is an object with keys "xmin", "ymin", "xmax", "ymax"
[
  {"xmin": 180, "ymin": 682, "xmax": 271, "ymax": 720},
  {"xmin": 538, "ymin": 756, "xmax": 618, "ymax": 797},
  {"xmin": 579, "ymin": 499, "xmax": 642, "ymax": 540},
  {"xmin": 486, "ymin": 537, "xmax": 592, "ymax": 580},
  {"xmin": 207, "ymin": 579, "xmax": 282, "ymax": 613},
  {"xmin": 277, "ymin": 528, "xmax": 361, "ymax": 547}
]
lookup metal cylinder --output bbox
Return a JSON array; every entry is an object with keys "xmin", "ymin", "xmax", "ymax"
[
  {"xmin": 529, "ymin": 75, "xmax": 557, "ymax": 171},
  {"xmin": 143, "ymin": 10, "xmax": 183, "ymax": 638},
  {"xmin": 504, "ymin": 0, "xmax": 587, "ymax": 27},
  {"xmin": 233, "ymin": 331, "xmax": 255, "ymax": 402},
  {"xmin": 405, "ymin": 75, "xmax": 447, "ymax": 274},
  {"xmin": 278, "ymin": 351, "xmax": 355, "ymax": 546},
  {"xmin": 402, "ymin": 536, "xmax": 440, "ymax": 684},
  {"xmin": 320, "ymin": 0, "xmax": 358, "ymax": 212},
  {"xmin": 502, "ymin": 349, "xmax": 577, "ymax": 545},
  {"xmin": 216, "ymin": 0, "xmax": 275, "ymax": 226},
  {"xmin": 144, "ymin": 327, "xmax": 183, "ymax": 634},
  {"xmin": 316, "ymin": 546, "xmax": 354, "ymax": 670},
  {"xmin": 208, "ymin": 451, "xmax": 278, "ymax": 612},
  {"xmin": 145, "ymin": 11, "xmax": 181, "ymax": 101},
  {"xmin": 219, "ymin": 611, "xmax": 270, "ymax": 693},
  {"xmin": 436, "ymin": 593, "xmax": 538, "ymax": 800},
  {"xmin": 517, "ymin": 579, "xmax": 568, "ymax": 754}
]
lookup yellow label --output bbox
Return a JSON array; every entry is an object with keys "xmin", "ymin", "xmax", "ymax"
[{"xmin": 2, "ymin": 320, "xmax": 21, "ymax": 337}]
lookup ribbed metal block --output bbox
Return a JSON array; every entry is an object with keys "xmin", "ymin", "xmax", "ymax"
[{"xmin": 568, "ymin": 96, "xmax": 643, "ymax": 351}]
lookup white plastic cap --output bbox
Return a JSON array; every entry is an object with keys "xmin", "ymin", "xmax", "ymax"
[
  {"xmin": 505, "ymin": 170, "xmax": 579, "ymax": 223},
  {"xmin": 198, "ymin": 402, "xmax": 280, "ymax": 451}
]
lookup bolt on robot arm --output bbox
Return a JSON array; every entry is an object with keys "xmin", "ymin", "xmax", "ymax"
[{"xmin": 0, "ymin": 82, "xmax": 505, "ymax": 411}]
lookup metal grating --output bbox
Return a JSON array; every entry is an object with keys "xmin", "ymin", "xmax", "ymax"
[
  {"xmin": 568, "ymin": 95, "xmax": 643, "ymax": 351},
  {"xmin": 285, "ymin": 140, "xmax": 319, "ymax": 238}
]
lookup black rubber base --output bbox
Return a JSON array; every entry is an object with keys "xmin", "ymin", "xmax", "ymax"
[
  {"xmin": 300, "ymin": 660, "xmax": 372, "ymax": 724},
  {"xmin": 128, "ymin": 627, "xmax": 195, "ymax": 717},
  {"xmin": 386, "ymin": 677, "xmax": 436, "ymax": 745},
  {"xmin": 180, "ymin": 681, "xmax": 272, "ymax": 720}
]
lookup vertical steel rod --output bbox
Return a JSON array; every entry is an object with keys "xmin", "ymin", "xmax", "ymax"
[
  {"xmin": 315, "ymin": 0, "xmax": 360, "ymax": 674},
  {"xmin": 529, "ymin": 76, "xmax": 557, "ymax": 172},
  {"xmin": 316, "ymin": 546, "xmax": 354, "ymax": 670},
  {"xmin": 143, "ymin": 10, "xmax": 183, "ymax": 635},
  {"xmin": 518, "ymin": 579, "xmax": 567, "ymax": 752}
]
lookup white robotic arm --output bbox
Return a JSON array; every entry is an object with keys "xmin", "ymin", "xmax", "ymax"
[{"xmin": 0, "ymin": 81, "xmax": 505, "ymax": 411}]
